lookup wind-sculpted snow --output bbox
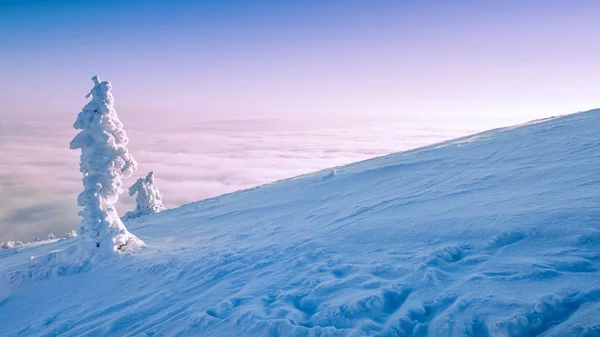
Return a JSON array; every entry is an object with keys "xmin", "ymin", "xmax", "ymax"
[{"xmin": 0, "ymin": 110, "xmax": 599, "ymax": 336}]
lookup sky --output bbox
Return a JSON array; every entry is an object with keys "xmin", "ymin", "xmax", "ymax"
[
  {"xmin": 1, "ymin": 0, "xmax": 599, "ymax": 121},
  {"xmin": 0, "ymin": 0, "xmax": 599, "ymax": 241}
]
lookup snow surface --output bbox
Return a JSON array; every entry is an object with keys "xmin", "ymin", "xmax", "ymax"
[{"xmin": 1, "ymin": 110, "xmax": 599, "ymax": 336}]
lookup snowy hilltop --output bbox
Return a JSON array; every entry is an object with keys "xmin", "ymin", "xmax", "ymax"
[
  {"xmin": 123, "ymin": 172, "xmax": 165, "ymax": 221},
  {"xmin": 1, "ymin": 109, "xmax": 599, "ymax": 336}
]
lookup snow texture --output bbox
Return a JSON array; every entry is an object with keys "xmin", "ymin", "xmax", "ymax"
[
  {"xmin": 0, "ymin": 109, "xmax": 599, "ymax": 336},
  {"xmin": 69, "ymin": 76, "xmax": 144, "ymax": 257},
  {"xmin": 123, "ymin": 172, "xmax": 165, "ymax": 221}
]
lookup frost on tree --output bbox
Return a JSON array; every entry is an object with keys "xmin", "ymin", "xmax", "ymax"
[
  {"xmin": 70, "ymin": 76, "xmax": 145, "ymax": 255},
  {"xmin": 123, "ymin": 171, "xmax": 165, "ymax": 221}
]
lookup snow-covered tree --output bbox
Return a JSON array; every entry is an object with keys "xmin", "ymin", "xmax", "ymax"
[
  {"xmin": 123, "ymin": 171, "xmax": 165, "ymax": 220},
  {"xmin": 65, "ymin": 230, "xmax": 78, "ymax": 238},
  {"xmin": 0, "ymin": 241, "xmax": 23, "ymax": 250},
  {"xmin": 0, "ymin": 241, "xmax": 14, "ymax": 250},
  {"xmin": 70, "ymin": 76, "xmax": 145, "ymax": 256}
]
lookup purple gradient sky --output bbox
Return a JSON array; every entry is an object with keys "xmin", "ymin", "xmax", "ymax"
[{"xmin": 1, "ymin": 0, "xmax": 598, "ymax": 122}]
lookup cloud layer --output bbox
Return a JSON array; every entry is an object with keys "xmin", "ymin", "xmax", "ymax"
[{"xmin": 0, "ymin": 116, "xmax": 489, "ymax": 242}]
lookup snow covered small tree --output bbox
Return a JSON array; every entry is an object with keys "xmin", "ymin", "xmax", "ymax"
[
  {"xmin": 123, "ymin": 171, "xmax": 165, "ymax": 220},
  {"xmin": 65, "ymin": 230, "xmax": 78, "ymax": 238},
  {"xmin": 70, "ymin": 76, "xmax": 144, "ymax": 256},
  {"xmin": 0, "ymin": 241, "xmax": 23, "ymax": 250},
  {"xmin": 0, "ymin": 241, "xmax": 13, "ymax": 250}
]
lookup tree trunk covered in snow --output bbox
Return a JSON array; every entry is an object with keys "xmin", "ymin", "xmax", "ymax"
[{"xmin": 70, "ymin": 76, "xmax": 144, "ymax": 255}]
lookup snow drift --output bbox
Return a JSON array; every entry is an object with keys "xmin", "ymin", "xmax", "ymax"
[{"xmin": 0, "ymin": 109, "xmax": 599, "ymax": 336}]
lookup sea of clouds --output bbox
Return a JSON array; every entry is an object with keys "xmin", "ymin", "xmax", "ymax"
[{"xmin": 0, "ymin": 114, "xmax": 503, "ymax": 242}]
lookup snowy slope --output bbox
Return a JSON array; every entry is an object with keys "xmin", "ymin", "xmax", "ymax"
[{"xmin": 1, "ymin": 110, "xmax": 599, "ymax": 337}]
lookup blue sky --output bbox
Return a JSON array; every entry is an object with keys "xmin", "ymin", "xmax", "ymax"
[{"xmin": 1, "ymin": 0, "xmax": 599, "ymax": 122}]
